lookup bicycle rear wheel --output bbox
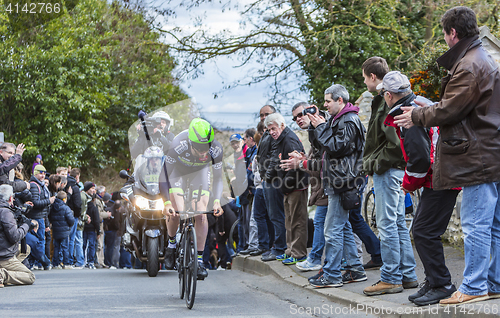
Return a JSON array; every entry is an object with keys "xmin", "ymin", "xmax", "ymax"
[
  {"xmin": 228, "ymin": 218, "xmax": 239, "ymax": 251},
  {"xmin": 184, "ymin": 226, "xmax": 197, "ymax": 309}
]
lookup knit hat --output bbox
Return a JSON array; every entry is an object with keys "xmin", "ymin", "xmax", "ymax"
[
  {"xmin": 102, "ymin": 193, "xmax": 112, "ymax": 202},
  {"xmin": 33, "ymin": 165, "xmax": 47, "ymax": 175},
  {"xmin": 83, "ymin": 181, "xmax": 95, "ymax": 192},
  {"xmin": 36, "ymin": 154, "xmax": 42, "ymax": 160}
]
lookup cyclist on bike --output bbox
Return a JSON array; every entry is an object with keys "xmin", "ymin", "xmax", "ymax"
[{"xmin": 159, "ymin": 118, "xmax": 224, "ymax": 280}]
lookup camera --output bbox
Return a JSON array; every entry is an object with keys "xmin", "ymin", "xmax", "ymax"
[
  {"xmin": 11, "ymin": 204, "xmax": 32, "ymax": 227},
  {"xmin": 302, "ymin": 106, "xmax": 317, "ymax": 116},
  {"xmin": 144, "ymin": 117, "xmax": 162, "ymax": 132}
]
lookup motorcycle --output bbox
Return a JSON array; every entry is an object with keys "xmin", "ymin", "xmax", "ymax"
[{"xmin": 119, "ymin": 110, "xmax": 168, "ymax": 277}]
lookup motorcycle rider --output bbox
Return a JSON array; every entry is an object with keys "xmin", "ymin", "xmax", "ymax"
[
  {"xmin": 136, "ymin": 146, "xmax": 163, "ymax": 185},
  {"xmin": 159, "ymin": 118, "xmax": 224, "ymax": 280},
  {"xmin": 131, "ymin": 111, "xmax": 174, "ymax": 158}
]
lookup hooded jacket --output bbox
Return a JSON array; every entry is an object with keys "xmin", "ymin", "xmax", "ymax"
[
  {"xmin": 309, "ymin": 103, "xmax": 365, "ymax": 194},
  {"xmin": 49, "ymin": 198, "xmax": 75, "ymax": 240},
  {"xmin": 411, "ymin": 35, "xmax": 500, "ymax": 190}
]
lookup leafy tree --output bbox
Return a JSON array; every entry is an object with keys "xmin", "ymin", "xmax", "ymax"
[
  {"xmin": 0, "ymin": 0, "xmax": 189, "ymax": 173},
  {"xmin": 156, "ymin": 0, "xmax": 499, "ymax": 107}
]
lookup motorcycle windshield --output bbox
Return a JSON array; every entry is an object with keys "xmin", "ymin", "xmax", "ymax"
[{"xmin": 133, "ymin": 149, "xmax": 164, "ymax": 195}]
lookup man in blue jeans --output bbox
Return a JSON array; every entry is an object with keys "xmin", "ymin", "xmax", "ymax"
[
  {"xmin": 394, "ymin": 6, "xmax": 500, "ymax": 305},
  {"xmin": 26, "ymin": 164, "xmax": 55, "ymax": 270},
  {"xmin": 303, "ymin": 84, "xmax": 367, "ymax": 288},
  {"xmin": 256, "ymin": 105, "xmax": 288, "ymax": 262},
  {"xmin": 361, "ymin": 57, "xmax": 417, "ymax": 296}
]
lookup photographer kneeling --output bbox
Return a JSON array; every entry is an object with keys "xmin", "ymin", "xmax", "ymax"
[{"xmin": 0, "ymin": 184, "xmax": 37, "ymax": 287}]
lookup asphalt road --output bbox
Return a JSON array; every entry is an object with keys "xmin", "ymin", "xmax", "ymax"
[{"xmin": 0, "ymin": 267, "xmax": 377, "ymax": 318}]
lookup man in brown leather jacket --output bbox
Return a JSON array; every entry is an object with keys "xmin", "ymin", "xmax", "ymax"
[{"xmin": 395, "ymin": 6, "xmax": 500, "ymax": 306}]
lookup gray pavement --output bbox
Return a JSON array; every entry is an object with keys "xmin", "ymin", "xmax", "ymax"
[
  {"xmin": 0, "ymin": 266, "xmax": 375, "ymax": 317},
  {"xmin": 234, "ymin": 245, "xmax": 500, "ymax": 317}
]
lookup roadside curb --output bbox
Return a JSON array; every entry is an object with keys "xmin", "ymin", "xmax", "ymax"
[{"xmin": 233, "ymin": 255, "xmax": 497, "ymax": 318}]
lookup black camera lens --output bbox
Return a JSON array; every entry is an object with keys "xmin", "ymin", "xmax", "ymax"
[{"xmin": 302, "ymin": 107, "xmax": 317, "ymax": 116}]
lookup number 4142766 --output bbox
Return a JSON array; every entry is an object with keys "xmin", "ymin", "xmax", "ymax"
[{"xmin": 5, "ymin": 3, "xmax": 61, "ymax": 14}]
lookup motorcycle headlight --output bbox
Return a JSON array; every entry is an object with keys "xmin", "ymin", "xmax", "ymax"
[
  {"xmin": 135, "ymin": 196, "xmax": 149, "ymax": 210},
  {"xmin": 134, "ymin": 195, "xmax": 164, "ymax": 211}
]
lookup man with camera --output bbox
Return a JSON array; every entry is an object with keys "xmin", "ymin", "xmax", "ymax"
[
  {"xmin": 131, "ymin": 111, "xmax": 174, "ymax": 159},
  {"xmin": 0, "ymin": 184, "xmax": 38, "ymax": 287},
  {"xmin": 302, "ymin": 84, "xmax": 367, "ymax": 288},
  {"xmin": 0, "ymin": 142, "xmax": 30, "ymax": 192}
]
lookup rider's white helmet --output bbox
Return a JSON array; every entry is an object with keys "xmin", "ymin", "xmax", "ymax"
[{"xmin": 152, "ymin": 111, "xmax": 173, "ymax": 131}]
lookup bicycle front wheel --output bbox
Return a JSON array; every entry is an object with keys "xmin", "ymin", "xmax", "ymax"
[{"xmin": 184, "ymin": 227, "xmax": 197, "ymax": 309}]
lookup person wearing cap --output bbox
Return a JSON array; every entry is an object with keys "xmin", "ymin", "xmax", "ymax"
[
  {"xmin": 31, "ymin": 154, "xmax": 42, "ymax": 175},
  {"xmin": 394, "ymin": 6, "xmax": 500, "ymax": 306},
  {"xmin": 360, "ymin": 57, "xmax": 417, "ymax": 294},
  {"xmin": 25, "ymin": 164, "xmax": 55, "ymax": 270},
  {"xmin": 0, "ymin": 143, "xmax": 29, "ymax": 193},
  {"xmin": 381, "ymin": 71, "xmax": 460, "ymax": 304}
]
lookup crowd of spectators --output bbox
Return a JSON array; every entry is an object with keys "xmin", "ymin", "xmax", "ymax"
[
  {"xmin": 0, "ymin": 143, "xmax": 134, "ymax": 288},
  {"xmin": 1, "ymin": 6, "xmax": 499, "ymax": 308}
]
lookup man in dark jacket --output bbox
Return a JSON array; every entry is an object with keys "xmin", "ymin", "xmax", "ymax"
[
  {"xmin": 49, "ymin": 191, "xmax": 75, "ymax": 268},
  {"xmin": 66, "ymin": 168, "xmax": 82, "ymax": 267},
  {"xmin": 0, "ymin": 185, "xmax": 37, "ymax": 287},
  {"xmin": 264, "ymin": 113, "xmax": 309, "ymax": 265},
  {"xmin": 306, "ymin": 84, "xmax": 367, "ymax": 288},
  {"xmin": 361, "ymin": 57, "xmax": 418, "ymax": 295},
  {"xmin": 395, "ymin": 6, "xmax": 500, "ymax": 306},
  {"xmin": 256, "ymin": 105, "xmax": 288, "ymax": 262},
  {"xmin": 26, "ymin": 164, "xmax": 54, "ymax": 270},
  {"xmin": 0, "ymin": 143, "xmax": 29, "ymax": 193}
]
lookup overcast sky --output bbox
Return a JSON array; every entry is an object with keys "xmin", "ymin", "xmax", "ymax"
[{"xmin": 159, "ymin": 0, "xmax": 309, "ymax": 131}]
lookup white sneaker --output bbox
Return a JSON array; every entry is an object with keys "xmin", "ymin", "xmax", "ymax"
[
  {"xmin": 54, "ymin": 265, "xmax": 63, "ymax": 270},
  {"xmin": 296, "ymin": 260, "xmax": 322, "ymax": 272},
  {"xmin": 109, "ymin": 266, "xmax": 117, "ymax": 270},
  {"xmin": 73, "ymin": 266, "xmax": 84, "ymax": 270},
  {"xmin": 63, "ymin": 265, "xmax": 74, "ymax": 269}
]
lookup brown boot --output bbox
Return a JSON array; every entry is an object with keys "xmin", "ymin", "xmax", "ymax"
[
  {"xmin": 439, "ymin": 291, "xmax": 488, "ymax": 306},
  {"xmin": 488, "ymin": 292, "xmax": 500, "ymax": 300},
  {"xmin": 363, "ymin": 280, "xmax": 403, "ymax": 296}
]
